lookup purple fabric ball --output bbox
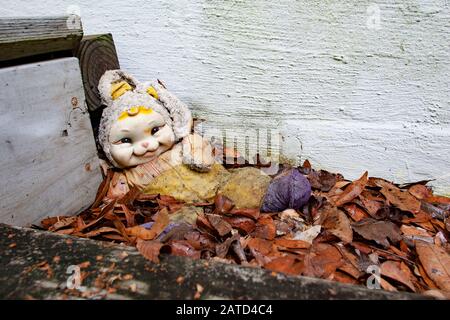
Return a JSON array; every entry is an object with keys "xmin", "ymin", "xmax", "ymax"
[{"xmin": 260, "ymin": 168, "xmax": 311, "ymax": 212}]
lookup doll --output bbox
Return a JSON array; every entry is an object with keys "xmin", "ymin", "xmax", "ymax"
[{"xmin": 97, "ymin": 70, "xmax": 311, "ymax": 212}]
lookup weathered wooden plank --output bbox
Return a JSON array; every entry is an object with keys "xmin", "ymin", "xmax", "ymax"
[
  {"xmin": 0, "ymin": 16, "xmax": 83, "ymax": 62},
  {"xmin": 74, "ymin": 34, "xmax": 120, "ymax": 145},
  {"xmin": 74, "ymin": 34, "xmax": 120, "ymax": 112},
  {"xmin": 0, "ymin": 223, "xmax": 431, "ymax": 300},
  {"xmin": 0, "ymin": 57, "xmax": 102, "ymax": 226}
]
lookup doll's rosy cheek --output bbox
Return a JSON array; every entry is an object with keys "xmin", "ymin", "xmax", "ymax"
[{"xmin": 109, "ymin": 143, "xmax": 134, "ymax": 167}]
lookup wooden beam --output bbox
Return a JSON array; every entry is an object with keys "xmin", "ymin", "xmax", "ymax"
[
  {"xmin": 74, "ymin": 34, "xmax": 121, "ymax": 147},
  {"xmin": 0, "ymin": 223, "xmax": 430, "ymax": 300},
  {"xmin": 74, "ymin": 33, "xmax": 120, "ymax": 113},
  {"xmin": 0, "ymin": 58, "xmax": 102, "ymax": 226},
  {"xmin": 0, "ymin": 16, "xmax": 83, "ymax": 62}
]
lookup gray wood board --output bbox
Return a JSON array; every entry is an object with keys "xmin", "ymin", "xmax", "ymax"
[
  {"xmin": 0, "ymin": 223, "xmax": 429, "ymax": 300},
  {"xmin": 0, "ymin": 16, "xmax": 83, "ymax": 61},
  {"xmin": 0, "ymin": 57, "xmax": 102, "ymax": 226}
]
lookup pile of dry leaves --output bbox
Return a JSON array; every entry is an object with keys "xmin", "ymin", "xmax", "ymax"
[{"xmin": 40, "ymin": 160, "xmax": 450, "ymax": 298}]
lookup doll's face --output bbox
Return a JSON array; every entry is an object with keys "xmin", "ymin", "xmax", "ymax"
[{"xmin": 109, "ymin": 106, "xmax": 175, "ymax": 168}]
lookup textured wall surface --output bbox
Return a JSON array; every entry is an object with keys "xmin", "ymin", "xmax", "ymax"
[{"xmin": 1, "ymin": 0, "xmax": 449, "ymax": 194}]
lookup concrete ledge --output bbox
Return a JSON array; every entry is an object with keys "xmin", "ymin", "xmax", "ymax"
[{"xmin": 0, "ymin": 223, "xmax": 431, "ymax": 300}]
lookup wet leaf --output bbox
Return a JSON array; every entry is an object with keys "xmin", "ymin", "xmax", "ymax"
[
  {"xmin": 333, "ymin": 271, "xmax": 359, "ymax": 284},
  {"xmin": 216, "ymin": 233, "xmax": 240, "ymax": 258},
  {"xmin": 169, "ymin": 240, "xmax": 201, "ymax": 259},
  {"xmin": 251, "ymin": 215, "xmax": 276, "ymax": 240},
  {"xmin": 184, "ymin": 231, "xmax": 216, "ymax": 251},
  {"xmin": 380, "ymin": 261, "xmax": 416, "ymax": 292},
  {"xmin": 91, "ymin": 169, "xmax": 114, "ymax": 208},
  {"xmin": 415, "ymin": 241, "xmax": 450, "ymax": 291},
  {"xmin": 206, "ymin": 214, "xmax": 232, "ymax": 236},
  {"xmin": 126, "ymin": 208, "xmax": 169, "ymax": 240},
  {"xmin": 342, "ymin": 203, "xmax": 370, "ymax": 222},
  {"xmin": 228, "ymin": 208, "xmax": 260, "ymax": 220},
  {"xmin": 302, "ymin": 243, "xmax": 343, "ymax": 278},
  {"xmin": 425, "ymin": 195, "xmax": 450, "ymax": 205},
  {"xmin": 214, "ymin": 194, "xmax": 235, "ymax": 214},
  {"xmin": 264, "ymin": 256, "xmax": 303, "ymax": 276},
  {"xmin": 48, "ymin": 216, "xmax": 77, "ymax": 232},
  {"xmin": 358, "ymin": 193, "xmax": 384, "ymax": 217},
  {"xmin": 82, "ymin": 227, "xmax": 122, "ymax": 238},
  {"xmin": 334, "ymin": 172, "xmax": 368, "ymax": 207},
  {"xmin": 408, "ymin": 184, "xmax": 432, "ymax": 200},
  {"xmin": 136, "ymin": 239, "xmax": 163, "ymax": 263},
  {"xmin": 319, "ymin": 204, "xmax": 353, "ymax": 244},
  {"xmin": 307, "ymin": 169, "xmax": 337, "ymax": 192},
  {"xmin": 222, "ymin": 216, "xmax": 256, "ymax": 234},
  {"xmin": 352, "ymin": 218, "xmax": 402, "ymax": 248},
  {"xmin": 376, "ymin": 181, "xmax": 421, "ymax": 214},
  {"xmin": 274, "ymin": 238, "xmax": 311, "ymax": 249}
]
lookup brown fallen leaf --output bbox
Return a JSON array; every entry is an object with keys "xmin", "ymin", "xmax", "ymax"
[
  {"xmin": 380, "ymin": 278, "xmax": 398, "ymax": 292},
  {"xmin": 120, "ymin": 204, "xmax": 136, "ymax": 227},
  {"xmin": 376, "ymin": 181, "xmax": 421, "ymax": 214},
  {"xmin": 91, "ymin": 169, "xmax": 114, "ymax": 208},
  {"xmin": 251, "ymin": 215, "xmax": 276, "ymax": 240},
  {"xmin": 415, "ymin": 241, "xmax": 450, "ymax": 291},
  {"xmin": 302, "ymin": 243, "xmax": 343, "ymax": 278},
  {"xmin": 307, "ymin": 169, "xmax": 337, "ymax": 192},
  {"xmin": 206, "ymin": 214, "xmax": 232, "ymax": 236},
  {"xmin": 196, "ymin": 213, "xmax": 215, "ymax": 232},
  {"xmin": 112, "ymin": 219, "xmax": 132, "ymax": 243},
  {"xmin": 229, "ymin": 208, "xmax": 260, "ymax": 220},
  {"xmin": 41, "ymin": 217, "xmax": 59, "ymax": 230},
  {"xmin": 333, "ymin": 271, "xmax": 359, "ymax": 284},
  {"xmin": 48, "ymin": 216, "xmax": 78, "ymax": 232},
  {"xmin": 335, "ymin": 245, "xmax": 365, "ymax": 279},
  {"xmin": 380, "ymin": 261, "xmax": 416, "ymax": 292},
  {"xmin": 342, "ymin": 203, "xmax": 370, "ymax": 222},
  {"xmin": 425, "ymin": 195, "xmax": 450, "ymax": 205},
  {"xmin": 216, "ymin": 233, "xmax": 240, "ymax": 258},
  {"xmin": 184, "ymin": 231, "xmax": 216, "ymax": 251},
  {"xmin": 319, "ymin": 204, "xmax": 353, "ymax": 244},
  {"xmin": 82, "ymin": 227, "xmax": 122, "ymax": 238},
  {"xmin": 214, "ymin": 194, "xmax": 235, "ymax": 214},
  {"xmin": 222, "ymin": 216, "xmax": 256, "ymax": 234},
  {"xmin": 126, "ymin": 208, "xmax": 169, "ymax": 240},
  {"xmin": 274, "ymin": 238, "xmax": 311, "ymax": 249},
  {"xmin": 169, "ymin": 240, "xmax": 201, "ymax": 259},
  {"xmin": 417, "ymin": 262, "xmax": 438, "ymax": 289},
  {"xmin": 352, "ymin": 218, "xmax": 402, "ymax": 248},
  {"xmin": 333, "ymin": 172, "xmax": 368, "ymax": 207},
  {"xmin": 400, "ymin": 225, "xmax": 433, "ymax": 243},
  {"xmin": 264, "ymin": 256, "xmax": 303, "ymax": 276},
  {"xmin": 136, "ymin": 239, "xmax": 164, "ymax": 263},
  {"xmin": 358, "ymin": 193, "xmax": 384, "ymax": 218},
  {"xmin": 247, "ymin": 237, "xmax": 275, "ymax": 255},
  {"xmin": 338, "ymin": 262, "xmax": 363, "ymax": 280},
  {"xmin": 408, "ymin": 184, "xmax": 432, "ymax": 200}
]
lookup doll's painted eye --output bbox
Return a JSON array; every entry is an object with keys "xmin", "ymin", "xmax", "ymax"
[
  {"xmin": 120, "ymin": 137, "xmax": 132, "ymax": 144},
  {"xmin": 151, "ymin": 126, "xmax": 160, "ymax": 135}
]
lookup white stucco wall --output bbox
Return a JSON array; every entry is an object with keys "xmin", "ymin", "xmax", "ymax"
[{"xmin": 1, "ymin": 0, "xmax": 449, "ymax": 194}]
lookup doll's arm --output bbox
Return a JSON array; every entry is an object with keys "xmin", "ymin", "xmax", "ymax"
[{"xmin": 182, "ymin": 133, "xmax": 215, "ymax": 172}]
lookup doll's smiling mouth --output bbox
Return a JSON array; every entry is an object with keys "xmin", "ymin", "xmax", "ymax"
[{"xmin": 140, "ymin": 150, "xmax": 157, "ymax": 158}]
